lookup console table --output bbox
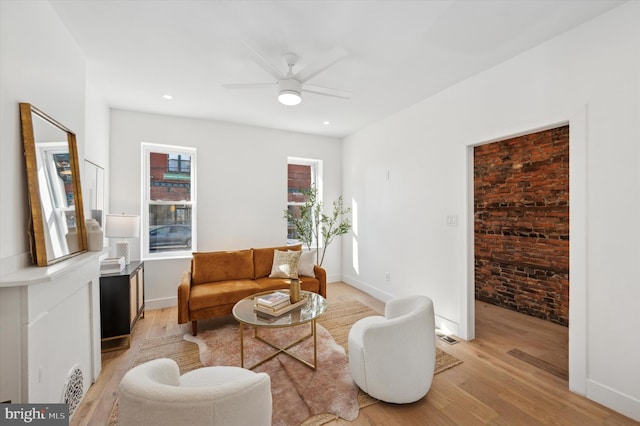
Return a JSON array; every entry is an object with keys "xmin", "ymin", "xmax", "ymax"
[{"xmin": 99, "ymin": 261, "xmax": 145, "ymax": 351}]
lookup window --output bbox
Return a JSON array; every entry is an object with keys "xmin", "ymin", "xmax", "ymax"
[
  {"xmin": 37, "ymin": 143, "xmax": 77, "ymax": 239},
  {"xmin": 142, "ymin": 143, "xmax": 196, "ymax": 258},
  {"xmin": 167, "ymin": 153, "xmax": 191, "ymax": 173},
  {"xmin": 287, "ymin": 157, "xmax": 321, "ymax": 245}
]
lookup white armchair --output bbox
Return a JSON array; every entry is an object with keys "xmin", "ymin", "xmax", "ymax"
[
  {"xmin": 348, "ymin": 295, "xmax": 436, "ymax": 403},
  {"xmin": 119, "ymin": 358, "xmax": 272, "ymax": 426}
]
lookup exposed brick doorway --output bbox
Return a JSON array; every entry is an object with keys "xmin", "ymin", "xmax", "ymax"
[{"xmin": 473, "ymin": 125, "xmax": 569, "ymax": 327}]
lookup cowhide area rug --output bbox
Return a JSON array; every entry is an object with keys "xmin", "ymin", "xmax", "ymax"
[{"xmin": 184, "ymin": 322, "xmax": 358, "ymax": 426}]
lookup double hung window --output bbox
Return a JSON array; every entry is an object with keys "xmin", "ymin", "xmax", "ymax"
[{"xmin": 142, "ymin": 143, "xmax": 196, "ymax": 258}]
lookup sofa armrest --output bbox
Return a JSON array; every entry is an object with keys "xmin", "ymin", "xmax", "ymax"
[
  {"xmin": 313, "ymin": 265, "xmax": 327, "ymax": 298},
  {"xmin": 177, "ymin": 270, "xmax": 192, "ymax": 324}
]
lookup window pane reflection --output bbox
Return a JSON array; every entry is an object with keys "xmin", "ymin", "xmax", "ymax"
[{"xmin": 148, "ymin": 204, "xmax": 192, "ymax": 252}]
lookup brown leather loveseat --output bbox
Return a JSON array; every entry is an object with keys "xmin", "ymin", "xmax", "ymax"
[{"xmin": 178, "ymin": 244, "xmax": 326, "ymax": 335}]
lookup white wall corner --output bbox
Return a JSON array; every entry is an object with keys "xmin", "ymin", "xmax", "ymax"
[{"xmin": 568, "ymin": 105, "xmax": 588, "ymax": 396}]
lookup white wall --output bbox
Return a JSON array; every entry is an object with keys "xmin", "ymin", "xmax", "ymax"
[
  {"xmin": 109, "ymin": 110, "xmax": 343, "ymax": 309},
  {"xmin": 0, "ymin": 0, "xmax": 87, "ymax": 404},
  {"xmin": 342, "ymin": 2, "xmax": 639, "ymax": 420},
  {"xmin": 83, "ymin": 81, "xmax": 111, "ymax": 225},
  {"xmin": 0, "ymin": 0, "xmax": 86, "ymax": 273},
  {"xmin": 0, "ymin": 1, "xmax": 108, "ymax": 406}
]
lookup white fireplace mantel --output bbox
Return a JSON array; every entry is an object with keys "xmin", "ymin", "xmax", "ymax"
[{"xmin": 0, "ymin": 251, "xmax": 103, "ymax": 409}]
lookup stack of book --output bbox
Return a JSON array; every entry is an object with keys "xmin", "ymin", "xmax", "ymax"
[
  {"xmin": 254, "ymin": 291, "xmax": 307, "ymax": 317},
  {"xmin": 100, "ymin": 256, "xmax": 125, "ymax": 274}
]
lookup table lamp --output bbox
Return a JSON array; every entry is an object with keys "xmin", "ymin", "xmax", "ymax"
[{"xmin": 105, "ymin": 213, "xmax": 140, "ymax": 265}]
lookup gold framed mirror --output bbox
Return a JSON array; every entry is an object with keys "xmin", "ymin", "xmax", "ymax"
[{"xmin": 20, "ymin": 103, "xmax": 87, "ymax": 266}]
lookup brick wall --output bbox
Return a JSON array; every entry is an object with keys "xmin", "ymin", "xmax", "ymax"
[
  {"xmin": 474, "ymin": 126, "xmax": 569, "ymax": 326},
  {"xmin": 288, "ymin": 164, "xmax": 311, "ymax": 203},
  {"xmin": 149, "ymin": 152, "xmax": 190, "ymax": 202}
]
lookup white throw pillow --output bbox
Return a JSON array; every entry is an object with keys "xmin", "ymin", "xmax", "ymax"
[
  {"xmin": 269, "ymin": 249, "xmax": 301, "ymax": 279},
  {"xmin": 298, "ymin": 250, "xmax": 316, "ymax": 277}
]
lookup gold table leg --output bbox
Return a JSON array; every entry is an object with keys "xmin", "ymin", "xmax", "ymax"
[
  {"xmin": 240, "ymin": 319, "xmax": 318, "ymax": 370},
  {"xmin": 239, "ymin": 323, "xmax": 245, "ymax": 368}
]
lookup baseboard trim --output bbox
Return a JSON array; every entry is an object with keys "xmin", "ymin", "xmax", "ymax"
[
  {"xmin": 145, "ymin": 296, "xmax": 177, "ymax": 310},
  {"xmin": 326, "ymin": 273, "xmax": 343, "ymax": 284},
  {"xmin": 586, "ymin": 379, "xmax": 640, "ymax": 422},
  {"xmin": 340, "ymin": 274, "xmax": 394, "ymax": 303},
  {"xmin": 435, "ymin": 315, "xmax": 460, "ymax": 338}
]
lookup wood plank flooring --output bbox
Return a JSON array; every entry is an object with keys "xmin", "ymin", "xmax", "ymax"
[{"xmin": 71, "ymin": 282, "xmax": 637, "ymax": 425}]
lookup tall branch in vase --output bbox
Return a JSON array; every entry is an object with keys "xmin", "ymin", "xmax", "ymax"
[{"xmin": 284, "ymin": 185, "xmax": 351, "ymax": 266}]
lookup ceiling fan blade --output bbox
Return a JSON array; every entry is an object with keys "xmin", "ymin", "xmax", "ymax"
[
  {"xmin": 304, "ymin": 84, "xmax": 351, "ymax": 100},
  {"xmin": 242, "ymin": 42, "xmax": 285, "ymax": 80},
  {"xmin": 222, "ymin": 82, "xmax": 277, "ymax": 90},
  {"xmin": 294, "ymin": 46, "xmax": 349, "ymax": 83}
]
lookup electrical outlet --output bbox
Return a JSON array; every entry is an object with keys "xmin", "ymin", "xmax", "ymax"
[{"xmin": 385, "ymin": 272, "xmax": 390, "ymax": 282}]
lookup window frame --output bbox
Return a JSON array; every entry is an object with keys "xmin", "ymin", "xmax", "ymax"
[
  {"xmin": 142, "ymin": 142, "xmax": 197, "ymax": 260},
  {"xmin": 287, "ymin": 157, "xmax": 322, "ymax": 246}
]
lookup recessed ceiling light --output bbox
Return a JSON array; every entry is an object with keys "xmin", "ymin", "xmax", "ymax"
[
  {"xmin": 323, "ymin": 121, "xmax": 331, "ymax": 125},
  {"xmin": 162, "ymin": 94, "xmax": 173, "ymax": 100}
]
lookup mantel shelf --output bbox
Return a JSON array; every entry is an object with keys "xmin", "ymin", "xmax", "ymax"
[{"xmin": 0, "ymin": 250, "xmax": 106, "ymax": 288}]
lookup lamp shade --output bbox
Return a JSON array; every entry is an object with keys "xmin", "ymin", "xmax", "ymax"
[{"xmin": 105, "ymin": 214, "xmax": 140, "ymax": 238}]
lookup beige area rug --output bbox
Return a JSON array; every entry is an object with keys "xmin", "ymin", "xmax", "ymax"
[
  {"xmin": 109, "ymin": 298, "xmax": 462, "ymax": 425},
  {"xmin": 185, "ymin": 322, "xmax": 359, "ymax": 426}
]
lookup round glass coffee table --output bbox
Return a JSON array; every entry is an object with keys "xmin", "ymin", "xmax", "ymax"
[{"xmin": 232, "ymin": 289, "xmax": 327, "ymax": 370}]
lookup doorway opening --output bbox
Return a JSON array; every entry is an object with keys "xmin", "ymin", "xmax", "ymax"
[{"xmin": 472, "ymin": 125, "xmax": 569, "ymax": 381}]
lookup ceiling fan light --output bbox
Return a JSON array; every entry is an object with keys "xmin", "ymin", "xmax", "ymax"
[{"xmin": 278, "ymin": 90, "xmax": 302, "ymax": 106}]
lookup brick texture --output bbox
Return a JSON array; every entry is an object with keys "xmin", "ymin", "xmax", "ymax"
[
  {"xmin": 288, "ymin": 164, "xmax": 311, "ymax": 203},
  {"xmin": 149, "ymin": 152, "xmax": 190, "ymax": 202},
  {"xmin": 474, "ymin": 126, "xmax": 569, "ymax": 326}
]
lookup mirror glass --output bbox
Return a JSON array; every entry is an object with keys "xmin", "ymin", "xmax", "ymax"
[
  {"xmin": 85, "ymin": 160, "xmax": 105, "ymax": 228},
  {"xmin": 20, "ymin": 103, "xmax": 87, "ymax": 266}
]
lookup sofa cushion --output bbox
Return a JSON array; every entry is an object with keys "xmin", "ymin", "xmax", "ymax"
[
  {"xmin": 189, "ymin": 280, "xmax": 261, "ymax": 310},
  {"xmin": 191, "ymin": 250, "xmax": 254, "ymax": 285},
  {"xmin": 254, "ymin": 276, "xmax": 321, "ymax": 294},
  {"xmin": 269, "ymin": 249, "xmax": 301, "ymax": 278},
  {"xmin": 253, "ymin": 244, "xmax": 301, "ymax": 278},
  {"xmin": 254, "ymin": 277, "xmax": 291, "ymax": 293}
]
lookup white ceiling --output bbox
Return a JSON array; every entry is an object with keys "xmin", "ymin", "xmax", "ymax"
[{"xmin": 50, "ymin": 0, "xmax": 624, "ymax": 138}]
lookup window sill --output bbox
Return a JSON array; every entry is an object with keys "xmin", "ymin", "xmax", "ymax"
[{"xmin": 143, "ymin": 251, "xmax": 193, "ymax": 261}]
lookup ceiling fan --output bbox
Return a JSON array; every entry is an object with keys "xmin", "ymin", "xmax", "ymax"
[{"xmin": 223, "ymin": 45, "xmax": 351, "ymax": 106}]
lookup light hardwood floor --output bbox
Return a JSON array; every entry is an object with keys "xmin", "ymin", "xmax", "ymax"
[{"xmin": 72, "ymin": 282, "xmax": 637, "ymax": 425}]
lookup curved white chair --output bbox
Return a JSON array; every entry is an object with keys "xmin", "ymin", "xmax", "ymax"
[
  {"xmin": 348, "ymin": 295, "xmax": 436, "ymax": 403},
  {"xmin": 119, "ymin": 358, "xmax": 272, "ymax": 426}
]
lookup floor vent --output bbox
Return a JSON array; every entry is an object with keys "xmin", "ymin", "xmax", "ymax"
[
  {"xmin": 62, "ymin": 365, "xmax": 84, "ymax": 417},
  {"xmin": 436, "ymin": 329, "xmax": 459, "ymax": 345},
  {"xmin": 439, "ymin": 335, "xmax": 459, "ymax": 345}
]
